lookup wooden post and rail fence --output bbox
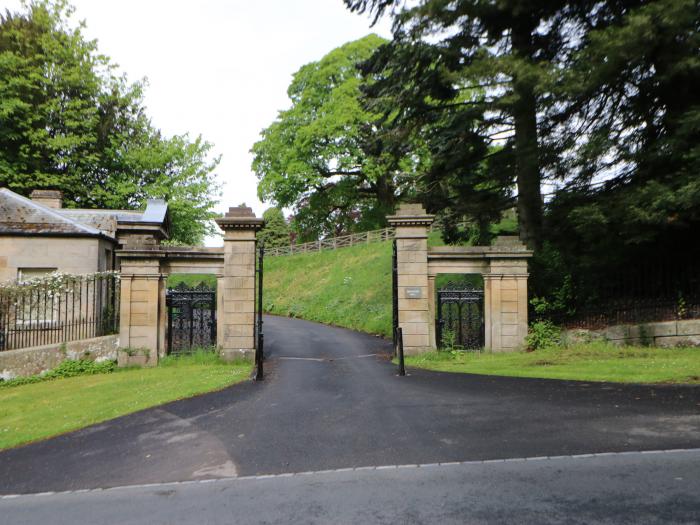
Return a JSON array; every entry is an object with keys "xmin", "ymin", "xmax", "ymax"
[{"xmin": 264, "ymin": 223, "xmax": 447, "ymax": 258}]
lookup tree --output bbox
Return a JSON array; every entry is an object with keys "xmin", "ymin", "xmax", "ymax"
[
  {"xmin": 549, "ymin": 0, "xmax": 700, "ymax": 242},
  {"xmin": 251, "ymin": 34, "xmax": 426, "ymax": 241},
  {"xmin": 536, "ymin": 0, "xmax": 700, "ymax": 301},
  {"xmin": 257, "ymin": 207, "xmax": 291, "ymax": 249},
  {"xmin": 0, "ymin": 0, "xmax": 220, "ymax": 244},
  {"xmin": 345, "ymin": 0, "xmax": 629, "ymax": 250}
]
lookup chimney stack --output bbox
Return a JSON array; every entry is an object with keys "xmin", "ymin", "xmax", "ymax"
[{"xmin": 30, "ymin": 189, "xmax": 63, "ymax": 209}]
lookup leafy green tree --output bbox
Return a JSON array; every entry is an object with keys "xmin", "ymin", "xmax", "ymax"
[
  {"xmin": 257, "ymin": 207, "xmax": 291, "ymax": 249},
  {"xmin": 251, "ymin": 34, "xmax": 425, "ymax": 241},
  {"xmin": 0, "ymin": 0, "xmax": 220, "ymax": 244}
]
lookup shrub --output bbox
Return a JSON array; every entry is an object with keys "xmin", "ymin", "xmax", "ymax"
[
  {"xmin": 525, "ymin": 320, "xmax": 561, "ymax": 351},
  {"xmin": 44, "ymin": 359, "xmax": 116, "ymax": 379},
  {"xmin": 0, "ymin": 359, "xmax": 116, "ymax": 388},
  {"xmin": 439, "ymin": 327, "xmax": 459, "ymax": 352}
]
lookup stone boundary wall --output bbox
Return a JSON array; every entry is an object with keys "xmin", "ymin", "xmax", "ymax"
[
  {"xmin": 563, "ymin": 319, "xmax": 700, "ymax": 347},
  {"xmin": 0, "ymin": 334, "xmax": 119, "ymax": 380}
]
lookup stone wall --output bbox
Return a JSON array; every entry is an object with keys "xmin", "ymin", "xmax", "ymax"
[
  {"xmin": 564, "ymin": 319, "xmax": 700, "ymax": 347},
  {"xmin": 0, "ymin": 236, "xmax": 113, "ymax": 282},
  {"xmin": 0, "ymin": 334, "xmax": 120, "ymax": 379}
]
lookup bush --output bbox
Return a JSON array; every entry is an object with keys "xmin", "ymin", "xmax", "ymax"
[
  {"xmin": 45, "ymin": 359, "xmax": 116, "ymax": 379},
  {"xmin": 525, "ymin": 320, "xmax": 561, "ymax": 351}
]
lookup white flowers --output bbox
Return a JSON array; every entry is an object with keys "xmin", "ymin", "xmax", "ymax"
[{"xmin": 0, "ymin": 271, "xmax": 120, "ymax": 298}]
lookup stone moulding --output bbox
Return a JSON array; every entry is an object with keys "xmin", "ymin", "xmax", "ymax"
[
  {"xmin": 385, "ymin": 216, "xmax": 436, "ymax": 227},
  {"xmin": 215, "ymin": 207, "xmax": 264, "ymax": 232}
]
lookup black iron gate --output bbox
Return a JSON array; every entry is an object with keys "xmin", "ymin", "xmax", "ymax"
[
  {"xmin": 436, "ymin": 282, "xmax": 485, "ymax": 350},
  {"xmin": 166, "ymin": 283, "xmax": 216, "ymax": 354}
]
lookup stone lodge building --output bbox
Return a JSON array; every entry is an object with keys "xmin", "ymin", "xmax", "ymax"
[{"xmin": 0, "ymin": 188, "xmax": 170, "ymax": 282}]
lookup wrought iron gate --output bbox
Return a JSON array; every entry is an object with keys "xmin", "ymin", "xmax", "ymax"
[
  {"xmin": 166, "ymin": 283, "xmax": 216, "ymax": 354},
  {"xmin": 436, "ymin": 282, "xmax": 485, "ymax": 350}
]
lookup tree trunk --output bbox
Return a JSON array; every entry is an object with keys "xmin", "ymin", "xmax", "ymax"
[
  {"xmin": 375, "ymin": 174, "xmax": 396, "ymax": 216},
  {"xmin": 511, "ymin": 22, "xmax": 543, "ymax": 251}
]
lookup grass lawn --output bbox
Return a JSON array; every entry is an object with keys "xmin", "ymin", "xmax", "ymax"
[
  {"xmin": 0, "ymin": 353, "xmax": 251, "ymax": 450},
  {"xmin": 402, "ymin": 342, "xmax": 700, "ymax": 384},
  {"xmin": 265, "ymin": 242, "xmax": 393, "ymax": 337}
]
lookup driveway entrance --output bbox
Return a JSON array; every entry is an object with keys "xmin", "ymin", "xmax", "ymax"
[{"xmin": 1, "ymin": 316, "xmax": 699, "ymax": 495}]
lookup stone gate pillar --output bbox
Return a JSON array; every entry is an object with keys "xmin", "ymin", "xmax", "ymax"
[
  {"xmin": 387, "ymin": 204, "xmax": 434, "ymax": 355},
  {"xmin": 215, "ymin": 207, "xmax": 264, "ymax": 361},
  {"xmin": 118, "ymin": 253, "xmax": 165, "ymax": 365},
  {"xmin": 484, "ymin": 237, "xmax": 531, "ymax": 352}
]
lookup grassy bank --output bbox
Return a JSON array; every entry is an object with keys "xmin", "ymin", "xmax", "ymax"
[
  {"xmin": 261, "ymin": 213, "xmax": 516, "ymax": 335},
  {"xmin": 0, "ymin": 353, "xmax": 251, "ymax": 450},
  {"xmin": 264, "ymin": 241, "xmax": 393, "ymax": 337},
  {"xmin": 167, "ymin": 273, "xmax": 216, "ymax": 288},
  {"xmin": 402, "ymin": 342, "xmax": 700, "ymax": 384}
]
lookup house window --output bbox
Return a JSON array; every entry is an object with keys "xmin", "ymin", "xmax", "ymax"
[
  {"xmin": 16, "ymin": 268, "xmax": 58, "ymax": 326},
  {"xmin": 17, "ymin": 268, "xmax": 57, "ymax": 282}
]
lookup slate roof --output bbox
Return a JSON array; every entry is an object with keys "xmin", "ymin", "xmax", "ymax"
[
  {"xmin": 0, "ymin": 188, "xmax": 106, "ymax": 237},
  {"xmin": 0, "ymin": 188, "xmax": 169, "ymax": 240}
]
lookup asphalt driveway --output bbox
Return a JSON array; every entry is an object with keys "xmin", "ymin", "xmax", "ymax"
[{"xmin": 1, "ymin": 315, "xmax": 699, "ymax": 495}]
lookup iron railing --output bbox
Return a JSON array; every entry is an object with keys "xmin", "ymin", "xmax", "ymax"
[
  {"xmin": 558, "ymin": 262, "xmax": 700, "ymax": 329},
  {"xmin": 0, "ymin": 273, "xmax": 120, "ymax": 351}
]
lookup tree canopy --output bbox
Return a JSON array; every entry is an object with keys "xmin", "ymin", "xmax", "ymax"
[
  {"xmin": 251, "ymin": 34, "xmax": 427, "ymax": 241},
  {"xmin": 257, "ymin": 207, "xmax": 291, "ymax": 249},
  {"xmin": 0, "ymin": 0, "xmax": 220, "ymax": 244},
  {"xmin": 344, "ymin": 0, "xmax": 700, "ymax": 311}
]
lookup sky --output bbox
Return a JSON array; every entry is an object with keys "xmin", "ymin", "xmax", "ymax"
[{"xmin": 4, "ymin": 0, "xmax": 392, "ymax": 245}]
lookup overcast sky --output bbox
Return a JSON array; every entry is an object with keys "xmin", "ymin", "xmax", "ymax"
[{"xmin": 4, "ymin": 0, "xmax": 392, "ymax": 245}]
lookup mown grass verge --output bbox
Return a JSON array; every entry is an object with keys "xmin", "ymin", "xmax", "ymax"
[
  {"xmin": 402, "ymin": 342, "xmax": 700, "ymax": 384},
  {"xmin": 264, "ymin": 241, "xmax": 393, "ymax": 337},
  {"xmin": 0, "ymin": 352, "xmax": 251, "ymax": 450}
]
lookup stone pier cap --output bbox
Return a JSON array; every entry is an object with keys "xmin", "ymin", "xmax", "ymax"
[
  {"xmin": 215, "ymin": 206, "xmax": 264, "ymax": 232},
  {"xmin": 386, "ymin": 204, "xmax": 435, "ymax": 229}
]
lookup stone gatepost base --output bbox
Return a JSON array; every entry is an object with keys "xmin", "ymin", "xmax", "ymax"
[{"xmin": 220, "ymin": 349, "xmax": 255, "ymax": 362}]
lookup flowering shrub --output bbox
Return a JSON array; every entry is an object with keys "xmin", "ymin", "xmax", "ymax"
[{"xmin": 0, "ymin": 271, "xmax": 120, "ymax": 299}]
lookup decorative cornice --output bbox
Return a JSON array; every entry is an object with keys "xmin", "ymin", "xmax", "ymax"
[
  {"xmin": 386, "ymin": 215, "xmax": 435, "ymax": 227},
  {"xmin": 387, "ymin": 203, "xmax": 435, "ymax": 228},
  {"xmin": 215, "ymin": 206, "xmax": 264, "ymax": 231},
  {"xmin": 215, "ymin": 218, "xmax": 265, "ymax": 231}
]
